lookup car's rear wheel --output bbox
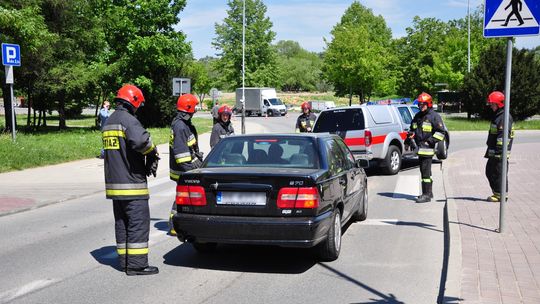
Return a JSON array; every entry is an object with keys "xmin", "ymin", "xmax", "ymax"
[
  {"xmin": 192, "ymin": 242, "xmax": 217, "ymax": 253},
  {"xmin": 383, "ymin": 145, "xmax": 401, "ymax": 175},
  {"xmin": 352, "ymin": 184, "xmax": 368, "ymax": 222},
  {"xmin": 318, "ymin": 210, "xmax": 341, "ymax": 261}
]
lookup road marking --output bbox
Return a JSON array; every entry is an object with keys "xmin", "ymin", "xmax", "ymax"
[
  {"xmin": 360, "ymin": 219, "xmax": 399, "ymax": 226},
  {"xmin": 392, "ymin": 175, "xmax": 420, "ymax": 199},
  {"xmin": 0, "ymin": 279, "xmax": 56, "ymax": 303}
]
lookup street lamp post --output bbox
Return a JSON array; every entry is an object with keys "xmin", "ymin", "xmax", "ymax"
[
  {"xmin": 241, "ymin": 0, "xmax": 246, "ymax": 134},
  {"xmin": 467, "ymin": 0, "xmax": 471, "ymax": 73}
]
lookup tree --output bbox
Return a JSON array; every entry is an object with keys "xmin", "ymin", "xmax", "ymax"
[
  {"xmin": 322, "ymin": 1, "xmax": 394, "ymax": 104},
  {"xmin": 275, "ymin": 40, "xmax": 322, "ymax": 92},
  {"xmin": 462, "ymin": 44, "xmax": 540, "ymax": 120},
  {"xmin": 213, "ymin": 0, "xmax": 277, "ymax": 90}
]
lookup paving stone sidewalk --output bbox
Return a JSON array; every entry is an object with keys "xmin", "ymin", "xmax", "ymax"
[{"xmin": 444, "ymin": 143, "xmax": 540, "ymax": 304}]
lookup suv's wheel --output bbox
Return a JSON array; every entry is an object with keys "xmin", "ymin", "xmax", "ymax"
[
  {"xmin": 192, "ymin": 242, "xmax": 217, "ymax": 253},
  {"xmin": 383, "ymin": 145, "xmax": 401, "ymax": 175},
  {"xmin": 352, "ymin": 184, "xmax": 368, "ymax": 222},
  {"xmin": 318, "ymin": 210, "xmax": 341, "ymax": 261}
]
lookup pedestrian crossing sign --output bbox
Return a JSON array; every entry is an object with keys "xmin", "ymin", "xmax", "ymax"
[{"xmin": 484, "ymin": 0, "xmax": 540, "ymax": 37}]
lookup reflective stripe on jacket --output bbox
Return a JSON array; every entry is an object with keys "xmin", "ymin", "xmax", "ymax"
[{"xmin": 103, "ymin": 105, "xmax": 155, "ymax": 200}]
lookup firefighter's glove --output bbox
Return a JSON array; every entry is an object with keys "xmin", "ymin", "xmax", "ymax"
[
  {"xmin": 145, "ymin": 150, "xmax": 160, "ymax": 177},
  {"xmin": 194, "ymin": 151, "xmax": 204, "ymax": 161},
  {"xmin": 191, "ymin": 158, "xmax": 203, "ymax": 169}
]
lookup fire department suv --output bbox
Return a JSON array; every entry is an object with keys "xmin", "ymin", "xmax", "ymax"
[{"xmin": 312, "ymin": 104, "xmax": 449, "ymax": 174}]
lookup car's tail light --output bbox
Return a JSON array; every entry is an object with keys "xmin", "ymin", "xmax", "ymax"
[
  {"xmin": 365, "ymin": 130, "xmax": 372, "ymax": 147},
  {"xmin": 277, "ymin": 187, "xmax": 298, "ymax": 208},
  {"xmin": 277, "ymin": 187, "xmax": 319, "ymax": 209},
  {"xmin": 176, "ymin": 185, "xmax": 207, "ymax": 206}
]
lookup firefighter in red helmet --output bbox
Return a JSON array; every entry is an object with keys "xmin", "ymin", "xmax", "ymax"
[
  {"xmin": 295, "ymin": 102, "xmax": 317, "ymax": 133},
  {"xmin": 409, "ymin": 92, "xmax": 445, "ymax": 203},
  {"xmin": 102, "ymin": 84, "xmax": 160, "ymax": 275},
  {"xmin": 210, "ymin": 105, "xmax": 235, "ymax": 148},
  {"xmin": 485, "ymin": 91, "xmax": 514, "ymax": 202},
  {"xmin": 168, "ymin": 94, "xmax": 202, "ymax": 235}
]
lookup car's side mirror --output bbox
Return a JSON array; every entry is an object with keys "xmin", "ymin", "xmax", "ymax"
[{"xmin": 356, "ymin": 159, "xmax": 369, "ymax": 168}]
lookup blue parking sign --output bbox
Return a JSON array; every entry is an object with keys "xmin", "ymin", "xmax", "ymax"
[
  {"xmin": 484, "ymin": 0, "xmax": 540, "ymax": 37},
  {"xmin": 2, "ymin": 43, "xmax": 21, "ymax": 66}
]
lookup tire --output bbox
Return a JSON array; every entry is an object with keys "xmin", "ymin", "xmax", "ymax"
[
  {"xmin": 318, "ymin": 210, "xmax": 342, "ymax": 261},
  {"xmin": 267, "ymin": 110, "xmax": 274, "ymax": 117},
  {"xmin": 383, "ymin": 145, "xmax": 401, "ymax": 175},
  {"xmin": 436, "ymin": 138, "xmax": 448, "ymax": 160},
  {"xmin": 192, "ymin": 242, "xmax": 217, "ymax": 253},
  {"xmin": 352, "ymin": 183, "xmax": 368, "ymax": 222}
]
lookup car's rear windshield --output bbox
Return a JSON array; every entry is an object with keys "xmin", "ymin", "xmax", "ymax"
[
  {"xmin": 313, "ymin": 108, "xmax": 364, "ymax": 132},
  {"xmin": 206, "ymin": 137, "xmax": 319, "ymax": 169}
]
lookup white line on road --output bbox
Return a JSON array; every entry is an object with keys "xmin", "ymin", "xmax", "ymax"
[
  {"xmin": 0, "ymin": 279, "xmax": 56, "ymax": 303},
  {"xmin": 392, "ymin": 175, "xmax": 420, "ymax": 200},
  {"xmin": 360, "ymin": 219, "xmax": 399, "ymax": 225}
]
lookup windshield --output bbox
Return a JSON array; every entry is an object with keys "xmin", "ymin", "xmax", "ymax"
[
  {"xmin": 313, "ymin": 108, "xmax": 365, "ymax": 132},
  {"xmin": 206, "ymin": 137, "xmax": 319, "ymax": 169},
  {"xmin": 268, "ymin": 98, "xmax": 283, "ymax": 106}
]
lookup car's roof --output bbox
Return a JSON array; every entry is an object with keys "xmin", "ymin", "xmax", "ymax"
[
  {"xmin": 228, "ymin": 133, "xmax": 336, "ymax": 139},
  {"xmin": 318, "ymin": 103, "xmax": 417, "ymax": 112}
]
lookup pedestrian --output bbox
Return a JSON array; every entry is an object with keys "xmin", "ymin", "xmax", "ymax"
[
  {"xmin": 295, "ymin": 102, "xmax": 317, "ymax": 133},
  {"xmin": 210, "ymin": 105, "xmax": 235, "ymax": 148},
  {"xmin": 211, "ymin": 101, "xmax": 220, "ymax": 125},
  {"xmin": 409, "ymin": 92, "xmax": 446, "ymax": 203},
  {"xmin": 98, "ymin": 100, "xmax": 110, "ymax": 159},
  {"xmin": 102, "ymin": 84, "xmax": 160, "ymax": 275},
  {"xmin": 168, "ymin": 94, "xmax": 203, "ymax": 235},
  {"xmin": 485, "ymin": 91, "xmax": 514, "ymax": 202}
]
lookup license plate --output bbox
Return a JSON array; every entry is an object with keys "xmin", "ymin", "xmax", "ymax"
[{"xmin": 216, "ymin": 192, "xmax": 267, "ymax": 206}]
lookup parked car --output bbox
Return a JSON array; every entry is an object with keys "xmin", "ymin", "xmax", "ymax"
[
  {"xmin": 172, "ymin": 133, "xmax": 368, "ymax": 261},
  {"xmin": 309, "ymin": 100, "xmax": 336, "ymax": 112},
  {"xmin": 312, "ymin": 104, "xmax": 449, "ymax": 174}
]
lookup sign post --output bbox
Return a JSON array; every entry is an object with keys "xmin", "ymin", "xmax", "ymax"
[
  {"xmin": 2, "ymin": 43, "xmax": 21, "ymax": 142},
  {"xmin": 483, "ymin": 0, "xmax": 539, "ymax": 232}
]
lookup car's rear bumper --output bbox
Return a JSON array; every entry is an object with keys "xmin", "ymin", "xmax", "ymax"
[
  {"xmin": 173, "ymin": 211, "xmax": 333, "ymax": 248},
  {"xmin": 353, "ymin": 151, "xmax": 373, "ymax": 160}
]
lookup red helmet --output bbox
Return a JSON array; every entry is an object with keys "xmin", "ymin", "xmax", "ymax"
[
  {"xmin": 116, "ymin": 84, "xmax": 145, "ymax": 109},
  {"xmin": 417, "ymin": 92, "xmax": 433, "ymax": 108},
  {"xmin": 301, "ymin": 102, "xmax": 311, "ymax": 110},
  {"xmin": 218, "ymin": 105, "xmax": 232, "ymax": 116},
  {"xmin": 176, "ymin": 94, "xmax": 199, "ymax": 113},
  {"xmin": 487, "ymin": 91, "xmax": 505, "ymax": 108}
]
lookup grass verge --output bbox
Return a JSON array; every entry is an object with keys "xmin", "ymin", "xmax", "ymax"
[
  {"xmin": 442, "ymin": 116, "xmax": 540, "ymax": 131},
  {"xmin": 0, "ymin": 116, "xmax": 212, "ymax": 173}
]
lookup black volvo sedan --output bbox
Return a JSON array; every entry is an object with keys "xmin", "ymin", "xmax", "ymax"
[{"xmin": 172, "ymin": 133, "xmax": 368, "ymax": 261}]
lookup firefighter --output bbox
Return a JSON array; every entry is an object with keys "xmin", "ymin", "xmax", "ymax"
[
  {"xmin": 295, "ymin": 102, "xmax": 317, "ymax": 133},
  {"xmin": 210, "ymin": 105, "xmax": 235, "ymax": 148},
  {"xmin": 168, "ymin": 94, "xmax": 203, "ymax": 235},
  {"xmin": 485, "ymin": 91, "xmax": 514, "ymax": 202},
  {"xmin": 409, "ymin": 92, "xmax": 445, "ymax": 203},
  {"xmin": 102, "ymin": 84, "xmax": 160, "ymax": 275}
]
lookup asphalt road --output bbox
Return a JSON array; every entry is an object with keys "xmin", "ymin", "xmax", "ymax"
[{"xmin": 1, "ymin": 113, "xmax": 536, "ymax": 304}]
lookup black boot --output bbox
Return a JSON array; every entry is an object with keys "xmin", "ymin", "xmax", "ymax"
[
  {"xmin": 126, "ymin": 266, "xmax": 159, "ymax": 276},
  {"xmin": 426, "ymin": 182, "xmax": 433, "ymax": 199},
  {"xmin": 416, "ymin": 182, "xmax": 432, "ymax": 203}
]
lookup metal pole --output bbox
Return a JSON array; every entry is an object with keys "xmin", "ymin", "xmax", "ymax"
[
  {"xmin": 467, "ymin": 0, "xmax": 471, "ymax": 73},
  {"xmin": 10, "ymin": 83, "xmax": 16, "ymax": 141},
  {"xmin": 241, "ymin": 0, "xmax": 246, "ymax": 134},
  {"xmin": 499, "ymin": 38, "xmax": 512, "ymax": 233}
]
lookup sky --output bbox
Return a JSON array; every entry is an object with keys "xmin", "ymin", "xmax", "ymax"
[{"xmin": 177, "ymin": 0, "xmax": 540, "ymax": 59}]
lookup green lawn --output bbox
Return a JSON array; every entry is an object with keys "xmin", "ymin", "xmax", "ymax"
[
  {"xmin": 0, "ymin": 115, "xmax": 213, "ymax": 173},
  {"xmin": 442, "ymin": 116, "xmax": 540, "ymax": 131}
]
